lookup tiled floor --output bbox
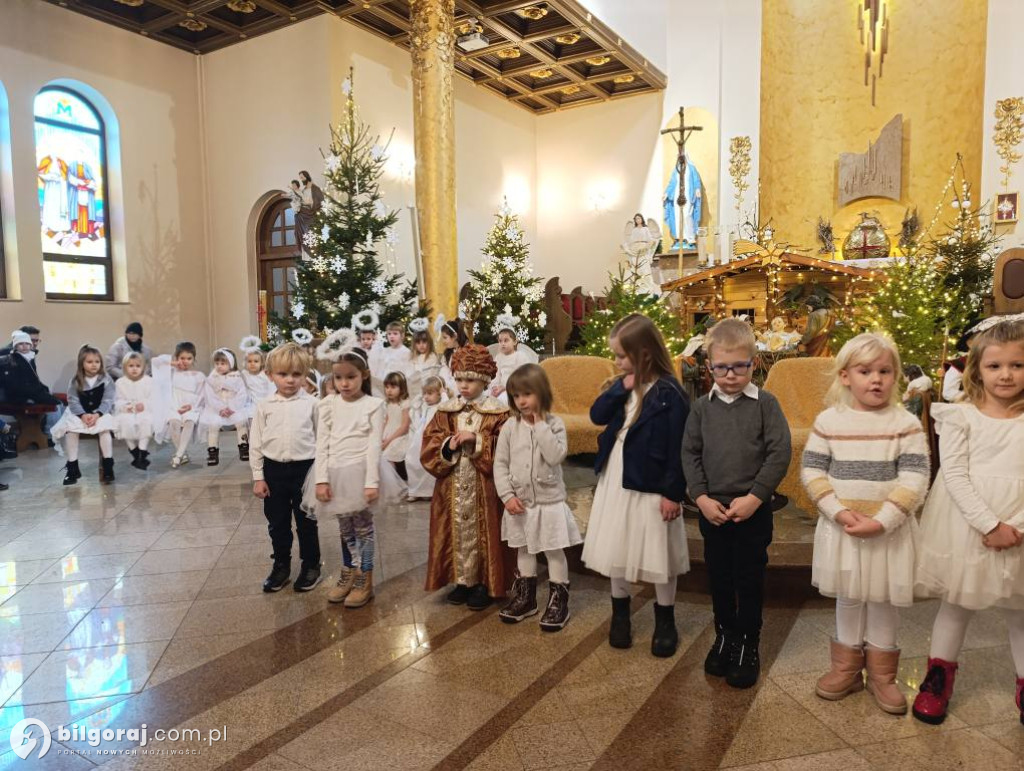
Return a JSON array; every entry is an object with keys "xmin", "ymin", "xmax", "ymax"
[{"xmin": 0, "ymin": 447, "xmax": 1021, "ymax": 770}]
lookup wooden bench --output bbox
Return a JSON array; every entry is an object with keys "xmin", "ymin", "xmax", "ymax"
[{"xmin": 0, "ymin": 400, "xmax": 60, "ymax": 452}]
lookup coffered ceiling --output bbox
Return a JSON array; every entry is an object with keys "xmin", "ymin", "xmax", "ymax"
[{"xmin": 40, "ymin": 0, "xmax": 666, "ymax": 114}]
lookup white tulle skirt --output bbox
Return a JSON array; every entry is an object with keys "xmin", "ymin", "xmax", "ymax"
[
  {"xmin": 51, "ymin": 411, "xmax": 117, "ymax": 441},
  {"xmin": 503, "ymin": 501, "xmax": 583, "ymax": 554},
  {"xmin": 301, "ymin": 460, "xmax": 376, "ymax": 521},
  {"xmin": 114, "ymin": 412, "xmax": 153, "ymax": 442}
]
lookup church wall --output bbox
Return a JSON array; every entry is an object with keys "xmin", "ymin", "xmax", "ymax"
[
  {"xmin": 0, "ymin": 0, "xmax": 208, "ymax": 390},
  {"xmin": 759, "ymin": 0, "xmax": 988, "ymax": 252}
]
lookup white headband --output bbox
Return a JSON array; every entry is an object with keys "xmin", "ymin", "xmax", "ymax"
[{"xmin": 214, "ymin": 348, "xmax": 235, "ymax": 369}]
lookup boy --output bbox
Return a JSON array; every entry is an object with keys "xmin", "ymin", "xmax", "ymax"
[
  {"xmin": 681, "ymin": 318, "xmax": 791, "ymax": 689},
  {"xmin": 250, "ymin": 342, "xmax": 322, "ymax": 593},
  {"xmin": 421, "ymin": 343, "xmax": 511, "ymax": 610}
]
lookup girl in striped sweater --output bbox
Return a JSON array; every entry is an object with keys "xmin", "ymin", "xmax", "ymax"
[{"xmin": 801, "ymin": 333, "xmax": 930, "ymax": 715}]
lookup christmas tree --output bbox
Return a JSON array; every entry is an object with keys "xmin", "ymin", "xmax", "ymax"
[
  {"xmin": 270, "ymin": 70, "xmax": 426, "ymax": 343},
  {"xmin": 578, "ymin": 253, "xmax": 686, "ymax": 358},
  {"xmin": 461, "ymin": 202, "xmax": 546, "ymax": 349}
]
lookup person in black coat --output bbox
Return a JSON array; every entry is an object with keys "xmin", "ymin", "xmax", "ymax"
[{"xmin": 0, "ymin": 329, "xmax": 63, "ymax": 443}]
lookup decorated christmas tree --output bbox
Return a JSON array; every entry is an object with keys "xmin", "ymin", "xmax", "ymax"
[
  {"xmin": 461, "ymin": 202, "xmax": 546, "ymax": 349},
  {"xmin": 270, "ymin": 70, "xmax": 426, "ymax": 343},
  {"xmin": 578, "ymin": 253, "xmax": 686, "ymax": 358}
]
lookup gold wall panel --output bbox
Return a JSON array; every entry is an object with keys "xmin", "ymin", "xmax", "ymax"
[{"xmin": 759, "ymin": 0, "xmax": 988, "ymax": 253}]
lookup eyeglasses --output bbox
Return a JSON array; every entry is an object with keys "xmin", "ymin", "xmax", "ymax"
[{"xmin": 708, "ymin": 361, "xmax": 753, "ymax": 376}]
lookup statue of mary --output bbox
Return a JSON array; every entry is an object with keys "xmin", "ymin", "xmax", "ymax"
[{"xmin": 663, "ymin": 156, "xmax": 703, "ymax": 249}]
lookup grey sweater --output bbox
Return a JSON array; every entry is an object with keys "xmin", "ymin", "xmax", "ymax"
[{"xmin": 681, "ymin": 389, "xmax": 792, "ymax": 503}]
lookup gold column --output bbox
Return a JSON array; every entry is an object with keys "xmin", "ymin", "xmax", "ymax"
[{"xmin": 410, "ymin": 0, "xmax": 458, "ymax": 318}]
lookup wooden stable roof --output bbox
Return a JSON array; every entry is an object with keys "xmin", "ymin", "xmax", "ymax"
[
  {"xmin": 40, "ymin": 0, "xmax": 665, "ymax": 114},
  {"xmin": 661, "ymin": 252, "xmax": 878, "ymax": 293}
]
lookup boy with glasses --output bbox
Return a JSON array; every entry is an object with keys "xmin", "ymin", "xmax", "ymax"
[{"xmin": 682, "ymin": 318, "xmax": 791, "ymax": 689}]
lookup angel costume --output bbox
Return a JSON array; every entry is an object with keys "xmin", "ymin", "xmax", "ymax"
[
  {"xmin": 152, "ymin": 355, "xmax": 206, "ymax": 444},
  {"xmin": 491, "ymin": 346, "xmax": 537, "ymax": 404},
  {"xmin": 409, "ymin": 352, "xmax": 441, "ymax": 398},
  {"xmin": 241, "ymin": 370, "xmax": 276, "ymax": 421},
  {"xmin": 200, "ymin": 371, "xmax": 249, "ymax": 433},
  {"xmin": 406, "ymin": 395, "xmax": 441, "ymax": 499},
  {"xmin": 113, "ymin": 375, "xmax": 154, "ymax": 443}
]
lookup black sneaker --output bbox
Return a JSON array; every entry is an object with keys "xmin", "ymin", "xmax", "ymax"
[
  {"xmin": 62, "ymin": 460, "xmax": 82, "ymax": 486},
  {"xmin": 293, "ymin": 562, "xmax": 322, "ymax": 592},
  {"xmin": 238, "ymin": 442, "xmax": 250, "ymax": 461},
  {"xmin": 726, "ymin": 633, "xmax": 761, "ymax": 689},
  {"xmin": 262, "ymin": 561, "xmax": 291, "ymax": 593},
  {"xmin": 447, "ymin": 584, "xmax": 470, "ymax": 605},
  {"xmin": 704, "ymin": 624, "xmax": 733, "ymax": 677},
  {"xmin": 207, "ymin": 447, "xmax": 220, "ymax": 466},
  {"xmin": 467, "ymin": 583, "xmax": 492, "ymax": 610}
]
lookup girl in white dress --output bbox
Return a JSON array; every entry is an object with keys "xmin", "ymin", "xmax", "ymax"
[
  {"xmin": 241, "ymin": 348, "xmax": 276, "ymax": 426},
  {"xmin": 380, "ymin": 371, "xmax": 412, "ymax": 504},
  {"xmin": 495, "ymin": 363, "xmax": 582, "ymax": 631},
  {"xmin": 406, "ymin": 376, "xmax": 446, "ymax": 501},
  {"xmin": 153, "ymin": 342, "xmax": 206, "ymax": 468},
  {"xmin": 490, "ymin": 327, "xmax": 535, "ymax": 405},
  {"xmin": 409, "ymin": 327, "xmax": 440, "ymax": 399},
  {"xmin": 303, "ymin": 348, "xmax": 385, "ymax": 608},
  {"xmin": 912, "ymin": 319, "xmax": 1024, "ymax": 726},
  {"xmin": 437, "ymin": 317, "xmax": 467, "ymax": 394},
  {"xmin": 114, "ymin": 351, "xmax": 154, "ymax": 470},
  {"xmin": 802, "ymin": 333, "xmax": 931, "ymax": 715},
  {"xmin": 200, "ymin": 348, "xmax": 250, "ymax": 467},
  {"xmin": 52, "ymin": 344, "xmax": 118, "ymax": 486}
]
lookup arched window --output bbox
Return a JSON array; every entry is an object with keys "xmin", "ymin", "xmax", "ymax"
[
  {"xmin": 34, "ymin": 87, "xmax": 112, "ymax": 300},
  {"xmin": 256, "ymin": 197, "xmax": 300, "ymax": 319}
]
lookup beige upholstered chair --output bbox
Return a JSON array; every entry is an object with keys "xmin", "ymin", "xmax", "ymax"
[{"xmin": 541, "ymin": 355, "xmax": 618, "ymax": 456}]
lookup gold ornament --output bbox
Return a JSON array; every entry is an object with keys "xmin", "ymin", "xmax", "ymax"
[
  {"xmin": 993, "ymin": 97, "xmax": 1024, "ymax": 190},
  {"xmin": 529, "ymin": 68, "xmax": 554, "ymax": 79},
  {"xmin": 613, "ymin": 74, "xmax": 635, "ymax": 84},
  {"xmin": 842, "ymin": 212, "xmax": 891, "ymax": 260},
  {"xmin": 729, "ymin": 136, "xmax": 752, "ymax": 219},
  {"xmin": 114, "ymin": 0, "xmax": 144, "ymax": 6},
  {"xmin": 496, "ymin": 47, "xmax": 521, "ymax": 59},
  {"xmin": 585, "ymin": 55, "xmax": 611, "ymax": 67},
  {"xmin": 560, "ymin": 84, "xmax": 581, "ymax": 96},
  {"xmin": 227, "ymin": 0, "xmax": 257, "ymax": 12},
  {"xmin": 179, "ymin": 18, "xmax": 207, "ymax": 31},
  {"xmin": 555, "ymin": 32, "xmax": 581, "ymax": 45},
  {"xmin": 515, "ymin": 5, "xmax": 548, "ymax": 21}
]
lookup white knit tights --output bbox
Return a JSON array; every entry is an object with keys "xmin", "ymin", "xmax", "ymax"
[
  {"xmin": 835, "ymin": 596, "xmax": 899, "ymax": 649},
  {"xmin": 64, "ymin": 431, "xmax": 113, "ymax": 462},
  {"xmin": 517, "ymin": 547, "xmax": 569, "ymax": 584},
  {"xmin": 930, "ymin": 601, "xmax": 1024, "ymax": 676},
  {"xmin": 610, "ymin": 576, "xmax": 677, "ymax": 607}
]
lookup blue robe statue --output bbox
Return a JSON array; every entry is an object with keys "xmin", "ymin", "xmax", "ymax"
[{"xmin": 663, "ymin": 157, "xmax": 703, "ymax": 248}]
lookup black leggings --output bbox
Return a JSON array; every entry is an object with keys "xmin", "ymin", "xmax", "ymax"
[{"xmin": 391, "ymin": 460, "xmax": 408, "ymax": 482}]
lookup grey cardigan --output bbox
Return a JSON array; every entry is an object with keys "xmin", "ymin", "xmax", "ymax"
[
  {"xmin": 105, "ymin": 337, "xmax": 153, "ymax": 379},
  {"xmin": 67, "ymin": 373, "xmax": 116, "ymax": 417},
  {"xmin": 494, "ymin": 414, "xmax": 568, "ymax": 507}
]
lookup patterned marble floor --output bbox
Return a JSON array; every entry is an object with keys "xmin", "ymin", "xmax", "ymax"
[{"xmin": 0, "ymin": 447, "xmax": 1022, "ymax": 770}]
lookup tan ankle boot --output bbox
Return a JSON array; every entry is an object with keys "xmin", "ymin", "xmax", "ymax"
[
  {"xmin": 344, "ymin": 569, "xmax": 374, "ymax": 608},
  {"xmin": 865, "ymin": 645, "xmax": 908, "ymax": 714},
  {"xmin": 816, "ymin": 639, "xmax": 866, "ymax": 700},
  {"xmin": 327, "ymin": 567, "xmax": 356, "ymax": 604}
]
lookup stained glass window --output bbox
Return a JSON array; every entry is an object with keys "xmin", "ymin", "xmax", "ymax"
[{"xmin": 34, "ymin": 87, "xmax": 113, "ymax": 300}]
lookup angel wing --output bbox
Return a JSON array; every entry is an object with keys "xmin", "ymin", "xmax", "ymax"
[
  {"xmin": 646, "ymin": 218, "xmax": 660, "ymax": 237},
  {"xmin": 623, "ymin": 220, "xmax": 634, "ymax": 241},
  {"xmin": 521, "ymin": 346, "xmax": 539, "ymax": 363}
]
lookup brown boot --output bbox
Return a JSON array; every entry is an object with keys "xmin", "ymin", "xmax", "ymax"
[
  {"xmin": 816, "ymin": 639, "xmax": 866, "ymax": 700},
  {"xmin": 327, "ymin": 567, "xmax": 356, "ymax": 604},
  {"xmin": 344, "ymin": 569, "xmax": 374, "ymax": 608},
  {"xmin": 865, "ymin": 645, "xmax": 908, "ymax": 714}
]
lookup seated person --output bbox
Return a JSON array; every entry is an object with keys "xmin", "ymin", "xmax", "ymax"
[{"xmin": 0, "ymin": 329, "xmax": 63, "ymax": 443}]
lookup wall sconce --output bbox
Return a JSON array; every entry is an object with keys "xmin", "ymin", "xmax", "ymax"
[{"xmin": 859, "ymin": 0, "xmax": 889, "ymax": 106}]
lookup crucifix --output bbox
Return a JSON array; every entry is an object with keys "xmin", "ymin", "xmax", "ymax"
[{"xmin": 660, "ymin": 106, "xmax": 703, "ymax": 263}]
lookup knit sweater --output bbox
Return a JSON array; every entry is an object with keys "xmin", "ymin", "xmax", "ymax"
[{"xmin": 801, "ymin": 405, "xmax": 930, "ymax": 532}]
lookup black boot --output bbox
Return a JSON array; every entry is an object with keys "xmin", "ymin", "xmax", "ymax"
[
  {"xmin": 467, "ymin": 583, "xmax": 492, "ymax": 611},
  {"xmin": 726, "ymin": 633, "xmax": 761, "ymax": 689},
  {"xmin": 207, "ymin": 447, "xmax": 219, "ymax": 466},
  {"xmin": 499, "ymin": 575, "xmax": 538, "ymax": 623},
  {"xmin": 129, "ymin": 446, "xmax": 140, "ymax": 463},
  {"xmin": 138, "ymin": 450, "xmax": 151, "ymax": 470},
  {"xmin": 0, "ymin": 431, "xmax": 17, "ymax": 459},
  {"xmin": 539, "ymin": 582, "xmax": 570, "ymax": 632},
  {"xmin": 704, "ymin": 623, "xmax": 733, "ymax": 677},
  {"xmin": 447, "ymin": 584, "xmax": 470, "ymax": 605},
  {"xmin": 263, "ymin": 560, "xmax": 291, "ymax": 593},
  {"xmin": 609, "ymin": 595, "xmax": 632, "ymax": 649},
  {"xmin": 238, "ymin": 441, "xmax": 250, "ymax": 461},
  {"xmin": 651, "ymin": 603, "xmax": 679, "ymax": 658},
  {"xmin": 293, "ymin": 561, "xmax": 322, "ymax": 592},
  {"xmin": 62, "ymin": 460, "xmax": 82, "ymax": 486},
  {"xmin": 100, "ymin": 457, "xmax": 115, "ymax": 484},
  {"xmin": 130, "ymin": 447, "xmax": 144, "ymax": 469}
]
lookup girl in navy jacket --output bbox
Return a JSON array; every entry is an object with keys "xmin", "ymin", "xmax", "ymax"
[{"xmin": 581, "ymin": 313, "xmax": 690, "ymax": 658}]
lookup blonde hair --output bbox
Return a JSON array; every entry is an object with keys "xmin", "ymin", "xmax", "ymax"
[
  {"xmin": 826, "ymin": 332, "xmax": 902, "ymax": 408},
  {"xmin": 422, "ymin": 375, "xmax": 445, "ymax": 395},
  {"xmin": 705, "ymin": 318, "xmax": 757, "ymax": 359},
  {"xmin": 244, "ymin": 349, "xmax": 267, "ymax": 370},
  {"xmin": 121, "ymin": 351, "xmax": 146, "ymax": 381},
  {"xmin": 962, "ymin": 319, "xmax": 1024, "ymax": 408},
  {"xmin": 506, "ymin": 363, "xmax": 553, "ymax": 419},
  {"xmin": 266, "ymin": 342, "xmax": 312, "ymax": 375}
]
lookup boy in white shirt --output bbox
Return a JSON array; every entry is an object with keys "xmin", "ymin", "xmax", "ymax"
[{"xmin": 250, "ymin": 342, "xmax": 322, "ymax": 594}]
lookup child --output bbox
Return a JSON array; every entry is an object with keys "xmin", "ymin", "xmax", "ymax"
[
  {"xmin": 490, "ymin": 325, "xmax": 534, "ymax": 405},
  {"xmin": 912, "ymin": 319, "xmax": 1024, "ymax": 725},
  {"xmin": 582, "ymin": 313, "xmax": 689, "ymax": 657},
  {"xmin": 356, "ymin": 326, "xmax": 384, "ymax": 396},
  {"xmin": 437, "ymin": 316, "xmax": 467, "ymax": 394},
  {"xmin": 902, "ymin": 363, "xmax": 934, "ymax": 418},
  {"xmin": 381, "ymin": 371, "xmax": 412, "ymax": 502},
  {"xmin": 421, "ymin": 343, "xmax": 511, "ymax": 610},
  {"xmin": 153, "ymin": 342, "xmax": 206, "ymax": 468},
  {"xmin": 240, "ymin": 347, "xmax": 276, "ymax": 429},
  {"xmin": 409, "ymin": 326, "xmax": 440, "ymax": 398},
  {"xmin": 304, "ymin": 348, "xmax": 385, "ymax": 608},
  {"xmin": 682, "ymin": 318, "xmax": 792, "ymax": 687},
  {"xmin": 380, "ymin": 321, "xmax": 413, "ymax": 383},
  {"xmin": 250, "ymin": 342, "xmax": 322, "ymax": 593},
  {"xmin": 200, "ymin": 348, "xmax": 250, "ymax": 466},
  {"xmin": 406, "ymin": 376, "xmax": 446, "ymax": 501},
  {"xmin": 52, "ymin": 344, "xmax": 118, "ymax": 485},
  {"xmin": 114, "ymin": 351, "xmax": 154, "ymax": 470},
  {"xmin": 802, "ymin": 333, "xmax": 930, "ymax": 715},
  {"xmin": 495, "ymin": 363, "xmax": 582, "ymax": 630},
  {"xmin": 288, "ymin": 179, "xmax": 302, "ymax": 213}
]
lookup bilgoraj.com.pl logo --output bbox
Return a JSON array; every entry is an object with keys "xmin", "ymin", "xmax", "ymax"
[{"xmin": 9, "ymin": 718, "xmax": 227, "ymax": 759}]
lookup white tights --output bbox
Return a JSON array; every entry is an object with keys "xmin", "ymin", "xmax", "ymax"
[
  {"xmin": 207, "ymin": 424, "xmax": 248, "ymax": 448},
  {"xmin": 930, "ymin": 601, "xmax": 1024, "ymax": 676},
  {"xmin": 125, "ymin": 436, "xmax": 150, "ymax": 452},
  {"xmin": 170, "ymin": 420, "xmax": 195, "ymax": 457},
  {"xmin": 611, "ymin": 575, "xmax": 677, "ymax": 607},
  {"xmin": 835, "ymin": 596, "xmax": 900, "ymax": 649},
  {"xmin": 517, "ymin": 547, "xmax": 569, "ymax": 584},
  {"xmin": 64, "ymin": 431, "xmax": 113, "ymax": 462}
]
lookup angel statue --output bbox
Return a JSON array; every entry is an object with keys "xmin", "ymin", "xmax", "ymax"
[{"xmin": 622, "ymin": 213, "xmax": 661, "ymax": 259}]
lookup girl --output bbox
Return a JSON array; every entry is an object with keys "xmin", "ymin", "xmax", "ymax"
[
  {"xmin": 380, "ymin": 371, "xmax": 411, "ymax": 503},
  {"xmin": 409, "ymin": 328, "xmax": 440, "ymax": 398},
  {"xmin": 438, "ymin": 317, "xmax": 467, "ymax": 394},
  {"xmin": 802, "ymin": 333, "xmax": 930, "ymax": 715},
  {"xmin": 200, "ymin": 349, "xmax": 250, "ymax": 467},
  {"xmin": 582, "ymin": 314, "xmax": 689, "ymax": 657},
  {"xmin": 495, "ymin": 363, "xmax": 582, "ymax": 631},
  {"xmin": 52, "ymin": 345, "xmax": 118, "ymax": 485},
  {"xmin": 241, "ymin": 348, "xmax": 275, "ymax": 427},
  {"xmin": 490, "ymin": 326, "xmax": 534, "ymax": 404},
  {"xmin": 406, "ymin": 376, "xmax": 446, "ymax": 501},
  {"xmin": 114, "ymin": 351, "xmax": 154, "ymax": 470},
  {"xmin": 303, "ymin": 349, "xmax": 385, "ymax": 608},
  {"xmin": 913, "ymin": 319, "xmax": 1024, "ymax": 725},
  {"xmin": 153, "ymin": 342, "xmax": 206, "ymax": 468}
]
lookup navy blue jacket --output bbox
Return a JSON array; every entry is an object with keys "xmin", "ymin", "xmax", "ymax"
[{"xmin": 590, "ymin": 375, "xmax": 689, "ymax": 502}]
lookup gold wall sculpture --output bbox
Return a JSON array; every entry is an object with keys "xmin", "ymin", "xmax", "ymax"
[
  {"xmin": 410, "ymin": 0, "xmax": 459, "ymax": 318},
  {"xmin": 760, "ymin": 0, "xmax": 987, "ymax": 255}
]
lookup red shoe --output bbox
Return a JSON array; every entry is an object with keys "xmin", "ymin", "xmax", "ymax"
[
  {"xmin": 1016, "ymin": 676, "xmax": 1023, "ymax": 726},
  {"xmin": 912, "ymin": 658, "xmax": 958, "ymax": 725}
]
